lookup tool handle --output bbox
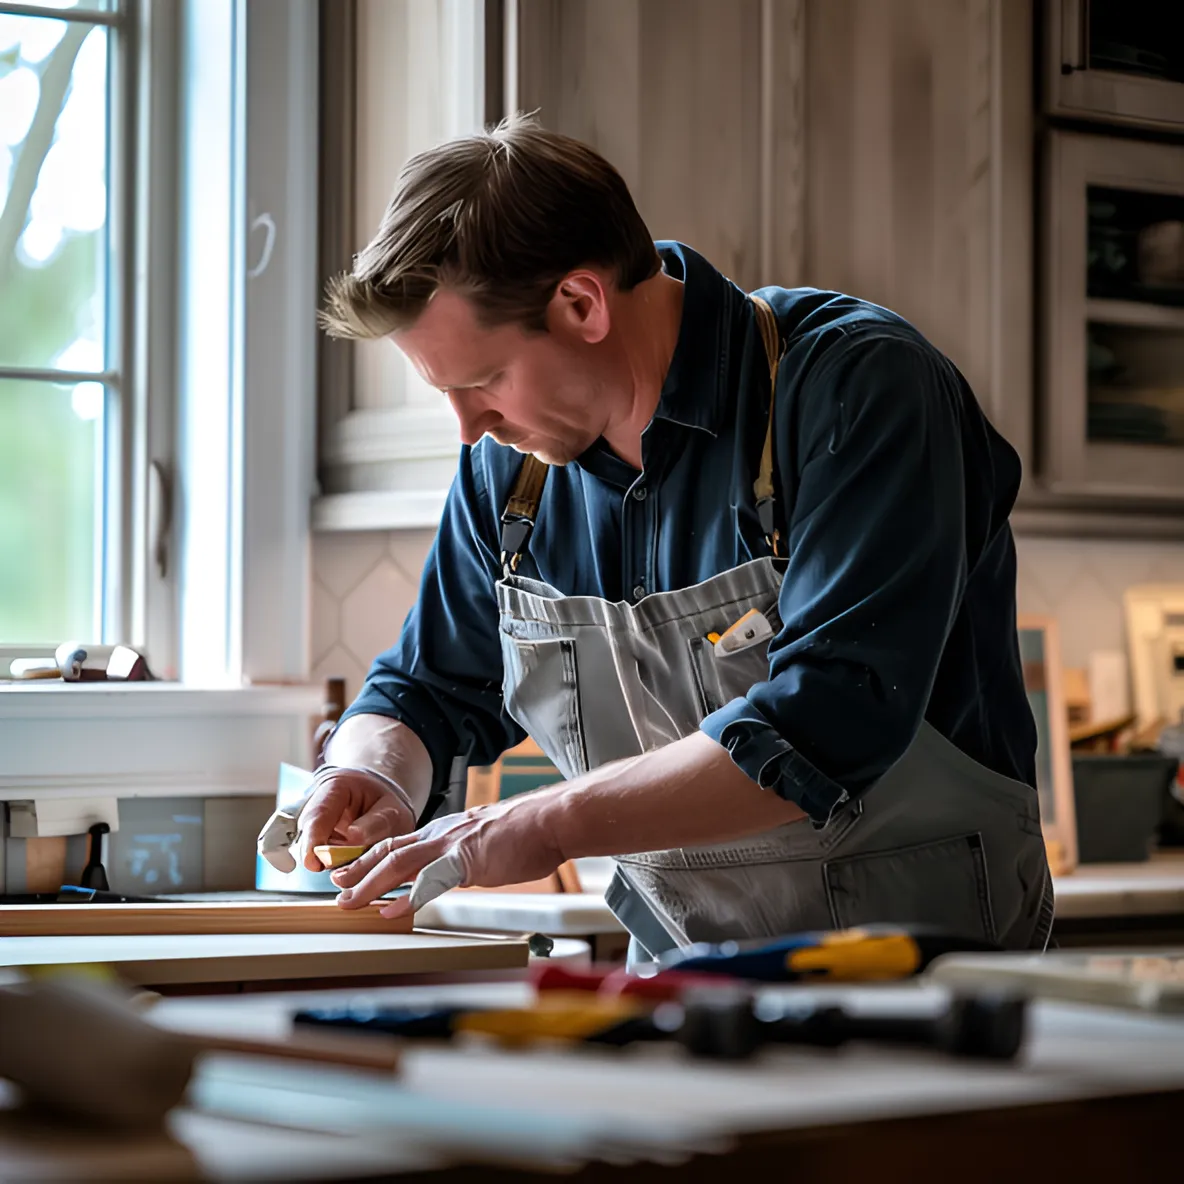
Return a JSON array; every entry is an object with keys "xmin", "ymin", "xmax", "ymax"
[{"xmin": 532, "ymin": 963, "xmax": 736, "ymax": 1001}]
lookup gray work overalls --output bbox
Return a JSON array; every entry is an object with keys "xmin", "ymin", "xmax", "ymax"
[{"xmin": 494, "ymin": 295, "xmax": 1055, "ymax": 963}]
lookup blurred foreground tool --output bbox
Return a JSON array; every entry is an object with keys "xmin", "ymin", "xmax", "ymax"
[
  {"xmin": 293, "ymin": 991, "xmax": 1025, "ymax": 1062},
  {"xmin": 532, "ymin": 962, "xmax": 738, "ymax": 1001},
  {"xmin": 659, "ymin": 925, "xmax": 999, "ymax": 983},
  {"xmin": 0, "ymin": 974, "xmax": 400, "ymax": 1131}
]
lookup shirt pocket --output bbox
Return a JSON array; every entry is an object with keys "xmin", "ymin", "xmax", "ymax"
[
  {"xmin": 499, "ymin": 636, "xmax": 588, "ymax": 780},
  {"xmin": 822, "ymin": 833, "xmax": 999, "ymax": 945}
]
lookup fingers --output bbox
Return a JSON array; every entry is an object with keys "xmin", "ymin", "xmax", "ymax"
[
  {"xmin": 297, "ymin": 781, "xmax": 356, "ymax": 871},
  {"xmin": 333, "ymin": 835, "xmax": 445, "ymax": 909},
  {"xmin": 342, "ymin": 804, "xmax": 411, "ymax": 847},
  {"xmin": 330, "ymin": 832, "xmax": 416, "ymax": 889}
]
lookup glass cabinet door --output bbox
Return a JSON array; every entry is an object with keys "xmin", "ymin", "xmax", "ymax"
[
  {"xmin": 1046, "ymin": 0, "xmax": 1184, "ymax": 131},
  {"xmin": 1042, "ymin": 131, "xmax": 1184, "ymax": 497}
]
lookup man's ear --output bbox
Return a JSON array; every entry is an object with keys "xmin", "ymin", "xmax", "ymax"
[{"xmin": 548, "ymin": 270, "xmax": 611, "ymax": 344}]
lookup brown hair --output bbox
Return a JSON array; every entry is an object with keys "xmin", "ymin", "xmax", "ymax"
[{"xmin": 319, "ymin": 113, "xmax": 660, "ymax": 338}]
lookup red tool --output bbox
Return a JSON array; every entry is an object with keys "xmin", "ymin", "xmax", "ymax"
[{"xmin": 531, "ymin": 963, "xmax": 738, "ymax": 1002}]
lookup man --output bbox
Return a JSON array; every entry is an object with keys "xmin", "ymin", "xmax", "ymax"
[{"xmin": 260, "ymin": 115, "xmax": 1053, "ymax": 959}]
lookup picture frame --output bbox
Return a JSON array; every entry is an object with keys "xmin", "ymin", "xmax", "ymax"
[{"xmin": 1017, "ymin": 614, "xmax": 1078, "ymax": 875}]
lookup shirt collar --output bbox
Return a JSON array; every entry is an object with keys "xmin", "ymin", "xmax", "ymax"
[
  {"xmin": 649, "ymin": 241, "xmax": 743, "ymax": 437},
  {"xmin": 573, "ymin": 241, "xmax": 743, "ymax": 488}
]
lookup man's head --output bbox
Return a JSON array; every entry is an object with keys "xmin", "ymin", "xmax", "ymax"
[{"xmin": 321, "ymin": 115, "xmax": 665, "ymax": 465}]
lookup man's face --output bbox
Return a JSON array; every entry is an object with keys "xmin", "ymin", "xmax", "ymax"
[{"xmin": 393, "ymin": 287, "xmax": 610, "ymax": 467}]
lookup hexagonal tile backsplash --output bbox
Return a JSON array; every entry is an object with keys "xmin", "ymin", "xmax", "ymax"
[{"xmin": 311, "ymin": 530, "xmax": 1184, "ymax": 706}]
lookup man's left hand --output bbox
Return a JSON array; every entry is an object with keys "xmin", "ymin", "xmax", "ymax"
[{"xmin": 330, "ymin": 791, "xmax": 566, "ymax": 919}]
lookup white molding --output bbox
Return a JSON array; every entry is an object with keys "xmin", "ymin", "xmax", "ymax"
[
  {"xmin": 240, "ymin": 0, "xmax": 318, "ymax": 684},
  {"xmin": 312, "ymin": 489, "xmax": 448, "ymax": 532},
  {"xmin": 0, "ymin": 683, "xmax": 323, "ymax": 718},
  {"xmin": 322, "ymin": 405, "xmax": 461, "ymax": 467},
  {"xmin": 0, "ymin": 684, "xmax": 322, "ymax": 802}
]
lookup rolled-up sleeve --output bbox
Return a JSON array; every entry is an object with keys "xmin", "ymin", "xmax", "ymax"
[
  {"xmin": 342, "ymin": 444, "xmax": 525, "ymax": 816},
  {"xmin": 701, "ymin": 334, "xmax": 969, "ymax": 822}
]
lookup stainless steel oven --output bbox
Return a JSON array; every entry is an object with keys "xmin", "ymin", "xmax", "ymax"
[{"xmin": 1045, "ymin": 1, "xmax": 1184, "ymax": 132}]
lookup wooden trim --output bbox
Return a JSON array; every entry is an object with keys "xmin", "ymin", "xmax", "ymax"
[
  {"xmin": 483, "ymin": 0, "xmax": 504, "ymax": 125},
  {"xmin": 0, "ymin": 900, "xmax": 413, "ymax": 938},
  {"xmin": 316, "ymin": 0, "xmax": 357, "ymax": 480},
  {"xmin": 1018, "ymin": 613, "xmax": 1078, "ymax": 875}
]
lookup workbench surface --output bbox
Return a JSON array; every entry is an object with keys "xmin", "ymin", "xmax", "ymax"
[
  {"xmin": 4, "ymin": 977, "xmax": 1182, "ymax": 1182},
  {"xmin": 415, "ymin": 854, "xmax": 1184, "ymax": 939},
  {"xmin": 1052, "ymin": 852, "xmax": 1184, "ymax": 918}
]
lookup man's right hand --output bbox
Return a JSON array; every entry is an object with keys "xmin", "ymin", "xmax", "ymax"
[{"xmin": 294, "ymin": 766, "xmax": 418, "ymax": 873}]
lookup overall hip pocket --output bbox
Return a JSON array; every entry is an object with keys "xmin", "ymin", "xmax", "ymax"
[
  {"xmin": 823, "ymin": 832, "xmax": 999, "ymax": 944},
  {"xmin": 499, "ymin": 636, "xmax": 588, "ymax": 780}
]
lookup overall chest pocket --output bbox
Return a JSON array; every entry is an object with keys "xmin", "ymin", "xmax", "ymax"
[
  {"xmin": 687, "ymin": 607, "xmax": 780, "ymax": 721},
  {"xmin": 499, "ymin": 635, "xmax": 589, "ymax": 780}
]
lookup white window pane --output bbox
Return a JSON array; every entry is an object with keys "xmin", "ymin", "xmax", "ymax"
[
  {"xmin": 0, "ymin": 20, "xmax": 107, "ymax": 371},
  {"xmin": 0, "ymin": 377, "xmax": 103, "ymax": 644}
]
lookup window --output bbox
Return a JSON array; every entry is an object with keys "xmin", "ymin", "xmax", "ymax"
[
  {"xmin": 0, "ymin": 0, "xmax": 124, "ymax": 650},
  {"xmin": 0, "ymin": 0, "xmax": 320, "ymax": 805}
]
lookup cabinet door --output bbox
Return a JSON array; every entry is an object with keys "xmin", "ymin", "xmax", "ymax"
[
  {"xmin": 511, "ymin": 0, "xmax": 807, "ymax": 293},
  {"xmin": 804, "ymin": 0, "xmax": 1034, "ymax": 473},
  {"xmin": 1042, "ymin": 130, "xmax": 1184, "ymax": 499},
  {"xmin": 1044, "ymin": 0, "xmax": 1184, "ymax": 133}
]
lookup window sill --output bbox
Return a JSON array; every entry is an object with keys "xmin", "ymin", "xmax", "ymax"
[
  {"xmin": 0, "ymin": 683, "xmax": 323, "ymax": 802},
  {"xmin": 312, "ymin": 489, "xmax": 448, "ymax": 532}
]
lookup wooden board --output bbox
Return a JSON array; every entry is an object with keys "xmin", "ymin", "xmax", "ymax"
[
  {"xmin": 0, "ymin": 900, "xmax": 413, "ymax": 938},
  {"xmin": 0, "ymin": 931, "xmax": 530, "ymax": 986}
]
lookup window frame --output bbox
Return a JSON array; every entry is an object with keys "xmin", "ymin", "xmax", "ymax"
[
  {"xmin": 0, "ymin": 0, "xmax": 322, "ymax": 801},
  {"xmin": 0, "ymin": 0, "xmax": 143, "ymax": 662}
]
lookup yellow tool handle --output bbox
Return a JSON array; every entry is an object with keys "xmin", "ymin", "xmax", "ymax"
[{"xmin": 453, "ymin": 998, "xmax": 644, "ymax": 1044}]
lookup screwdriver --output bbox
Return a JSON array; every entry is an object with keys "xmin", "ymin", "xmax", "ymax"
[
  {"xmin": 659, "ymin": 925, "xmax": 999, "ymax": 983},
  {"xmin": 293, "ymin": 991, "xmax": 1025, "ymax": 1061}
]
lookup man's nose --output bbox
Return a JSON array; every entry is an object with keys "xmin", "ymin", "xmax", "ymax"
[{"xmin": 447, "ymin": 393, "xmax": 495, "ymax": 446}]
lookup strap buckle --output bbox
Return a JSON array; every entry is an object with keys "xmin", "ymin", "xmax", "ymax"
[
  {"xmin": 500, "ymin": 514, "xmax": 535, "ymax": 577},
  {"xmin": 756, "ymin": 496, "xmax": 782, "ymax": 558}
]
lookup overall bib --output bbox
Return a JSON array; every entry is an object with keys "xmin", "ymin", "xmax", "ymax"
[{"xmin": 493, "ymin": 297, "xmax": 1055, "ymax": 962}]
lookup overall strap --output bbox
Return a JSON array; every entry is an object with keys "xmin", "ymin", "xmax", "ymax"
[
  {"xmin": 500, "ymin": 454, "xmax": 548, "ymax": 577},
  {"xmin": 749, "ymin": 293, "xmax": 785, "ymax": 557}
]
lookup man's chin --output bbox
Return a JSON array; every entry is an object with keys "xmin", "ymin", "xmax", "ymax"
[{"xmin": 506, "ymin": 440, "xmax": 571, "ymax": 466}]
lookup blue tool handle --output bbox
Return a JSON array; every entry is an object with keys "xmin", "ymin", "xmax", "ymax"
[{"xmin": 658, "ymin": 933, "xmax": 828, "ymax": 980}]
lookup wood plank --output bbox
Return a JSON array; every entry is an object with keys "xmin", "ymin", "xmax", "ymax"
[
  {"xmin": 0, "ymin": 900, "xmax": 413, "ymax": 938},
  {"xmin": 0, "ymin": 931, "xmax": 530, "ymax": 986}
]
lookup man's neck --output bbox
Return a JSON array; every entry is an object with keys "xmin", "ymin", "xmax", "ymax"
[{"xmin": 599, "ymin": 269, "xmax": 684, "ymax": 470}]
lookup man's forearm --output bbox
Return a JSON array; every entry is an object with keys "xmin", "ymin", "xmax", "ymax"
[
  {"xmin": 537, "ymin": 731, "xmax": 806, "ymax": 860},
  {"xmin": 323, "ymin": 714, "xmax": 435, "ymax": 820}
]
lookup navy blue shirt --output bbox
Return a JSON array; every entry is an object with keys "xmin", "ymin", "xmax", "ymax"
[{"xmin": 345, "ymin": 242, "xmax": 1037, "ymax": 823}]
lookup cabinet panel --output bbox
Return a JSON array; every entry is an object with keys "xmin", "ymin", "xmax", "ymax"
[
  {"xmin": 516, "ymin": 0, "xmax": 805, "ymax": 293},
  {"xmin": 805, "ymin": 0, "xmax": 1032, "ymax": 469}
]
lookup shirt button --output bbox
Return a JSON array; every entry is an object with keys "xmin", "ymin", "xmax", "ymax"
[
  {"xmin": 632, "ymin": 583, "xmax": 647, "ymax": 601},
  {"xmin": 631, "ymin": 485, "xmax": 648, "ymax": 501}
]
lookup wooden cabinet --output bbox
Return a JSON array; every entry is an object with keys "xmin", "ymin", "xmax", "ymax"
[
  {"xmin": 803, "ymin": 0, "xmax": 1034, "ymax": 484},
  {"xmin": 510, "ymin": 0, "xmax": 806, "ymax": 293},
  {"xmin": 1042, "ymin": 132, "xmax": 1184, "ymax": 500},
  {"xmin": 313, "ymin": 0, "xmax": 1184, "ymax": 535}
]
